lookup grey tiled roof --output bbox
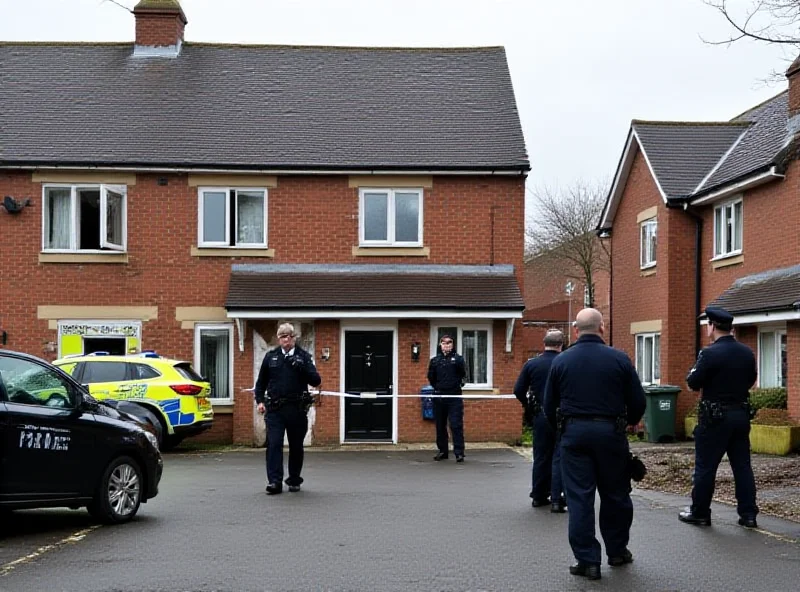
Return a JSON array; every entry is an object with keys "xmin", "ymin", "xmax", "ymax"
[
  {"xmin": 0, "ymin": 43, "xmax": 529, "ymax": 171},
  {"xmin": 700, "ymin": 92, "xmax": 789, "ymax": 192},
  {"xmin": 225, "ymin": 264, "xmax": 524, "ymax": 311},
  {"xmin": 708, "ymin": 264, "xmax": 800, "ymax": 315},
  {"xmin": 632, "ymin": 122, "xmax": 748, "ymax": 198}
]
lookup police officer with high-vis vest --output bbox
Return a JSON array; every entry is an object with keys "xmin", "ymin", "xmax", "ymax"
[
  {"xmin": 544, "ymin": 308, "xmax": 646, "ymax": 581},
  {"xmin": 255, "ymin": 322, "xmax": 321, "ymax": 495},
  {"xmin": 679, "ymin": 306, "xmax": 759, "ymax": 528},
  {"xmin": 514, "ymin": 329, "xmax": 566, "ymax": 512}
]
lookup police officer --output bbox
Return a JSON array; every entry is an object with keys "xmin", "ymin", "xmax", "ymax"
[
  {"xmin": 679, "ymin": 306, "xmax": 759, "ymax": 528},
  {"xmin": 428, "ymin": 333, "xmax": 467, "ymax": 462},
  {"xmin": 514, "ymin": 329, "xmax": 566, "ymax": 511},
  {"xmin": 255, "ymin": 322, "xmax": 321, "ymax": 495},
  {"xmin": 543, "ymin": 308, "xmax": 646, "ymax": 581}
]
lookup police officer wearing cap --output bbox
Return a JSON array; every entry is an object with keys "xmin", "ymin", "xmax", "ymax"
[
  {"xmin": 255, "ymin": 322, "xmax": 321, "ymax": 495},
  {"xmin": 514, "ymin": 329, "xmax": 566, "ymax": 512},
  {"xmin": 543, "ymin": 308, "xmax": 646, "ymax": 581},
  {"xmin": 428, "ymin": 333, "xmax": 467, "ymax": 462},
  {"xmin": 679, "ymin": 306, "xmax": 759, "ymax": 528}
]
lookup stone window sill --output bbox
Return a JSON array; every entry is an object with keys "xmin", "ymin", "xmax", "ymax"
[
  {"xmin": 39, "ymin": 252, "xmax": 129, "ymax": 264},
  {"xmin": 352, "ymin": 246, "xmax": 430, "ymax": 257},
  {"xmin": 191, "ymin": 247, "xmax": 275, "ymax": 258},
  {"xmin": 711, "ymin": 253, "xmax": 744, "ymax": 269}
]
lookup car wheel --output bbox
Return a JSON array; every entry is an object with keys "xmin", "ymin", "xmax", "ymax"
[
  {"xmin": 161, "ymin": 435, "xmax": 185, "ymax": 452},
  {"xmin": 88, "ymin": 456, "xmax": 143, "ymax": 524}
]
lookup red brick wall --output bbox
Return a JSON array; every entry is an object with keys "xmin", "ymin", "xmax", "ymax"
[
  {"xmin": 0, "ymin": 171, "xmax": 525, "ymax": 444},
  {"xmin": 788, "ymin": 322, "xmax": 800, "ymax": 420},
  {"xmin": 134, "ymin": 12, "xmax": 185, "ymax": 47}
]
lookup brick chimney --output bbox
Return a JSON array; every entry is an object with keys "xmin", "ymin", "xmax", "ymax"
[
  {"xmin": 133, "ymin": 0, "xmax": 188, "ymax": 56},
  {"xmin": 786, "ymin": 54, "xmax": 800, "ymax": 116}
]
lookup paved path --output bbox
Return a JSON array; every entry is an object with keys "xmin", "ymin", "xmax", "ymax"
[{"xmin": 1, "ymin": 447, "xmax": 798, "ymax": 591}]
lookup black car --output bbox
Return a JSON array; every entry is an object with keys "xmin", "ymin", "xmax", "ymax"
[{"xmin": 0, "ymin": 350, "xmax": 162, "ymax": 523}]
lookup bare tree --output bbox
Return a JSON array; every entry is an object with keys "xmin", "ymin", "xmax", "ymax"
[
  {"xmin": 702, "ymin": 0, "xmax": 800, "ymax": 47},
  {"xmin": 525, "ymin": 180, "xmax": 609, "ymax": 308}
]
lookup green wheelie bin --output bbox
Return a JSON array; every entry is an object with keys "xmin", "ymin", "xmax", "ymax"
[{"xmin": 642, "ymin": 385, "xmax": 681, "ymax": 443}]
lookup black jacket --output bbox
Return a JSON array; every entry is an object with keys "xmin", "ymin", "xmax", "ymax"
[
  {"xmin": 513, "ymin": 350, "xmax": 559, "ymax": 407},
  {"xmin": 254, "ymin": 345, "xmax": 322, "ymax": 404},
  {"xmin": 427, "ymin": 351, "xmax": 467, "ymax": 393},
  {"xmin": 543, "ymin": 334, "xmax": 646, "ymax": 426},
  {"xmin": 686, "ymin": 335, "xmax": 756, "ymax": 404}
]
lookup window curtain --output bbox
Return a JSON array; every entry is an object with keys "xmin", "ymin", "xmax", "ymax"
[
  {"xmin": 201, "ymin": 329, "xmax": 230, "ymax": 399},
  {"xmin": 47, "ymin": 188, "xmax": 71, "ymax": 249},
  {"xmin": 236, "ymin": 191, "xmax": 264, "ymax": 244},
  {"xmin": 759, "ymin": 332, "xmax": 777, "ymax": 388}
]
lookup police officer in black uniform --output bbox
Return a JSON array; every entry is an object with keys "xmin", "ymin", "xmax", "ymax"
[
  {"xmin": 679, "ymin": 306, "xmax": 759, "ymax": 528},
  {"xmin": 544, "ymin": 308, "xmax": 646, "ymax": 581},
  {"xmin": 428, "ymin": 333, "xmax": 468, "ymax": 462},
  {"xmin": 514, "ymin": 329, "xmax": 566, "ymax": 511},
  {"xmin": 255, "ymin": 322, "xmax": 321, "ymax": 495}
]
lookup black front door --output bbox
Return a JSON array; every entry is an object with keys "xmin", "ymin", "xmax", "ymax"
[{"xmin": 344, "ymin": 331, "xmax": 393, "ymax": 441}]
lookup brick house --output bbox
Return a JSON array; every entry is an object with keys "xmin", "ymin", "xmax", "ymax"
[
  {"xmin": 0, "ymin": 0, "xmax": 531, "ymax": 446},
  {"xmin": 599, "ymin": 62, "xmax": 800, "ymax": 429},
  {"xmin": 521, "ymin": 247, "xmax": 610, "ymax": 358}
]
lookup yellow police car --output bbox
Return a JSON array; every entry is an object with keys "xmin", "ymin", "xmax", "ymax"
[{"xmin": 53, "ymin": 352, "xmax": 213, "ymax": 450}]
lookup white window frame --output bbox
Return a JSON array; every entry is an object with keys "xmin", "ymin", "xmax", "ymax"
[
  {"xmin": 41, "ymin": 184, "xmax": 128, "ymax": 252},
  {"xmin": 712, "ymin": 198, "xmax": 743, "ymax": 259},
  {"xmin": 757, "ymin": 327, "xmax": 787, "ymax": 388},
  {"xmin": 197, "ymin": 187, "xmax": 268, "ymax": 248},
  {"xmin": 358, "ymin": 188, "xmax": 423, "ymax": 247},
  {"xmin": 194, "ymin": 324, "xmax": 234, "ymax": 404},
  {"xmin": 635, "ymin": 332, "xmax": 660, "ymax": 385},
  {"xmin": 430, "ymin": 322, "xmax": 492, "ymax": 389},
  {"xmin": 639, "ymin": 218, "xmax": 657, "ymax": 269}
]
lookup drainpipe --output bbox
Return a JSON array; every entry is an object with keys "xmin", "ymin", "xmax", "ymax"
[
  {"xmin": 666, "ymin": 199, "xmax": 703, "ymax": 358},
  {"xmin": 596, "ymin": 228, "xmax": 613, "ymax": 347}
]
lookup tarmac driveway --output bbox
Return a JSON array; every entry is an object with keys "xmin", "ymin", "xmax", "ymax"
[{"xmin": 1, "ymin": 447, "xmax": 799, "ymax": 591}]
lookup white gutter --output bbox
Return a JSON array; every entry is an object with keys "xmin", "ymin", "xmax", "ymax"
[
  {"xmin": 1, "ymin": 164, "xmax": 528, "ymax": 176},
  {"xmin": 699, "ymin": 310, "xmax": 800, "ymax": 325},
  {"xmin": 227, "ymin": 309, "xmax": 523, "ymax": 320},
  {"xmin": 690, "ymin": 167, "xmax": 784, "ymax": 206}
]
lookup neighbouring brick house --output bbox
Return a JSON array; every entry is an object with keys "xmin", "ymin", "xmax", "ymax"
[
  {"xmin": 599, "ymin": 61, "xmax": 800, "ymax": 431},
  {"xmin": 521, "ymin": 247, "xmax": 610, "ymax": 358},
  {"xmin": 0, "ymin": 0, "xmax": 532, "ymax": 446}
]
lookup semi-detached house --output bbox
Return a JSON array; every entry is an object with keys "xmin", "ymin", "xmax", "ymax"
[
  {"xmin": 600, "ymin": 59, "xmax": 800, "ymax": 429},
  {"xmin": 0, "ymin": 0, "xmax": 531, "ymax": 446}
]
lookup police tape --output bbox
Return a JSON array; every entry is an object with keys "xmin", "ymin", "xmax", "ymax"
[
  {"xmin": 242, "ymin": 388, "xmax": 518, "ymax": 399},
  {"xmin": 309, "ymin": 389, "xmax": 518, "ymax": 400}
]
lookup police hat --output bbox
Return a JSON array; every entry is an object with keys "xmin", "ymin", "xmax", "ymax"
[{"xmin": 705, "ymin": 306, "xmax": 733, "ymax": 330}]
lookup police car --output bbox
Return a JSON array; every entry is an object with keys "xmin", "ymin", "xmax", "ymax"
[
  {"xmin": 0, "ymin": 350, "xmax": 162, "ymax": 523},
  {"xmin": 53, "ymin": 351, "xmax": 213, "ymax": 451}
]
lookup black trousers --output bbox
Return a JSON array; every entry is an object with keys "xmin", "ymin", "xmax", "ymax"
[
  {"xmin": 265, "ymin": 403, "xmax": 308, "ymax": 486},
  {"xmin": 560, "ymin": 419, "xmax": 632, "ymax": 565},
  {"xmin": 691, "ymin": 408, "xmax": 757, "ymax": 518},
  {"xmin": 433, "ymin": 397, "xmax": 464, "ymax": 456}
]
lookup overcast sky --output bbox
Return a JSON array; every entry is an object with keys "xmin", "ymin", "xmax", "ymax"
[{"xmin": 0, "ymin": 0, "xmax": 791, "ymax": 213}]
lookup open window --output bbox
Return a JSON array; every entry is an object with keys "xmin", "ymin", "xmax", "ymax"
[{"xmin": 43, "ymin": 184, "xmax": 127, "ymax": 252}]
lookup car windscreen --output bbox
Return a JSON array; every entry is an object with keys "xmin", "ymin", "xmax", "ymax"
[
  {"xmin": 81, "ymin": 361, "xmax": 128, "ymax": 383},
  {"xmin": 174, "ymin": 363, "xmax": 205, "ymax": 382}
]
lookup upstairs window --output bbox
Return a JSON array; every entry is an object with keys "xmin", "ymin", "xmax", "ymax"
[
  {"xmin": 713, "ymin": 199, "xmax": 742, "ymax": 258},
  {"xmin": 359, "ymin": 188, "xmax": 422, "ymax": 246},
  {"xmin": 43, "ymin": 185, "xmax": 126, "ymax": 252},
  {"xmin": 635, "ymin": 332, "xmax": 660, "ymax": 385},
  {"xmin": 640, "ymin": 218, "xmax": 657, "ymax": 269},
  {"xmin": 198, "ymin": 188, "xmax": 267, "ymax": 248}
]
